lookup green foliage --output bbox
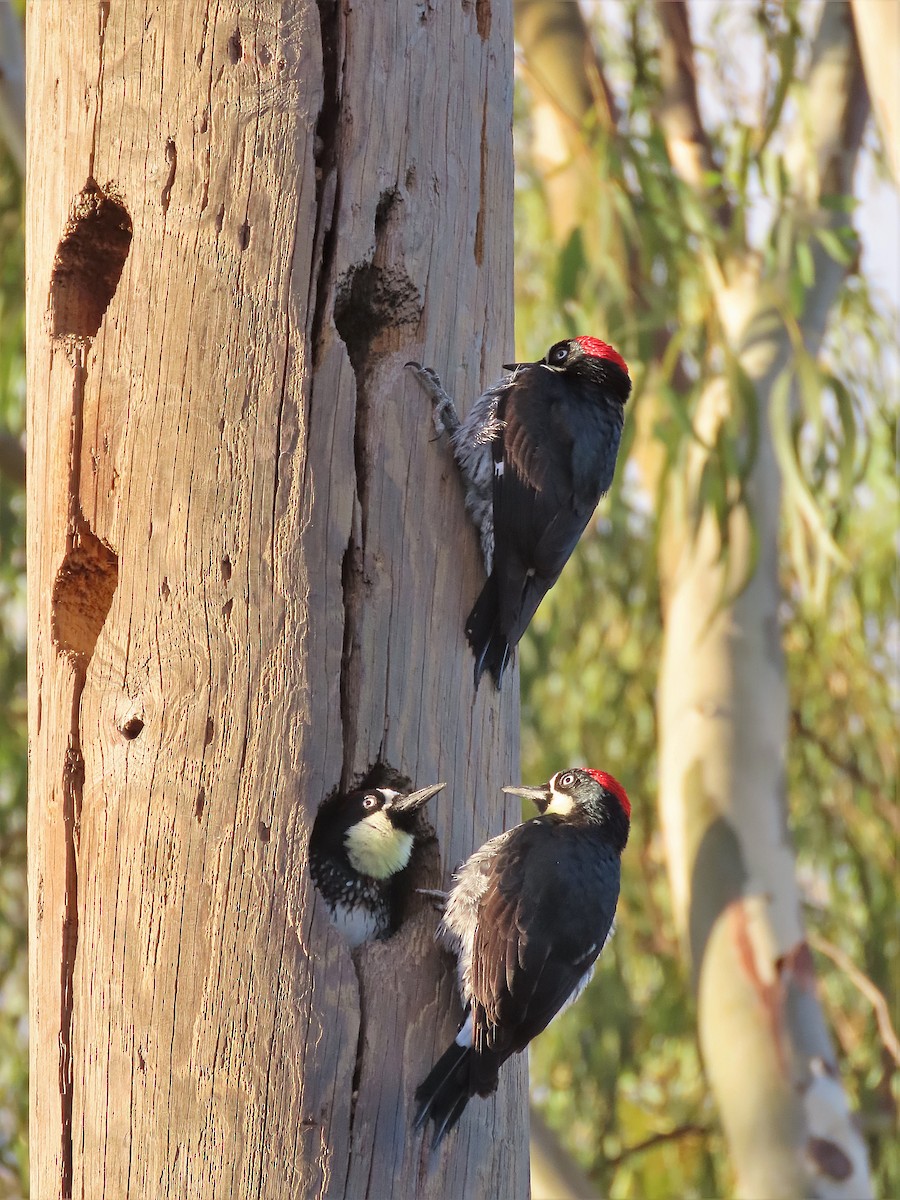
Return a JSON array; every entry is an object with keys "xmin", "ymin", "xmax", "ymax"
[
  {"xmin": 514, "ymin": 1, "xmax": 897, "ymax": 1195},
  {"xmin": 0, "ymin": 133, "xmax": 26, "ymax": 1194},
  {"xmin": 784, "ymin": 388, "xmax": 899, "ymax": 1188},
  {"xmin": 0, "ymin": 5, "xmax": 895, "ymax": 1196},
  {"xmin": 520, "ymin": 505, "xmax": 727, "ymax": 1197}
]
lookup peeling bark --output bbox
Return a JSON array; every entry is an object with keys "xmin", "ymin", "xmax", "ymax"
[{"xmin": 27, "ymin": 2, "xmax": 522, "ymax": 1198}]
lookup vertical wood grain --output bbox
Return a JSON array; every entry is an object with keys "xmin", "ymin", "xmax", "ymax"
[{"xmin": 27, "ymin": 2, "xmax": 523, "ymax": 1197}]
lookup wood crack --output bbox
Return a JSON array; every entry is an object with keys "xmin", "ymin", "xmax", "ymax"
[
  {"xmin": 88, "ymin": 1, "xmax": 111, "ymax": 178},
  {"xmin": 48, "ymin": 179, "xmax": 125, "ymax": 1194},
  {"xmin": 59, "ymin": 667, "xmax": 86, "ymax": 1200},
  {"xmin": 308, "ymin": 0, "xmax": 342, "ymax": 370}
]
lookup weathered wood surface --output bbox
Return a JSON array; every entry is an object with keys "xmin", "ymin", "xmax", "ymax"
[{"xmin": 27, "ymin": 2, "xmax": 524, "ymax": 1197}]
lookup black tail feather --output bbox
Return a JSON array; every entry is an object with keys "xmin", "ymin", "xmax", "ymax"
[
  {"xmin": 414, "ymin": 1041, "xmax": 472, "ymax": 1149},
  {"xmin": 465, "ymin": 575, "xmax": 511, "ymax": 690}
]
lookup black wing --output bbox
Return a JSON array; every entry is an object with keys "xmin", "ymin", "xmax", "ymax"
[
  {"xmin": 494, "ymin": 371, "xmax": 594, "ymax": 576},
  {"xmin": 491, "ymin": 371, "xmax": 622, "ymax": 644},
  {"xmin": 467, "ymin": 818, "xmax": 620, "ymax": 1068},
  {"xmin": 464, "ymin": 367, "xmax": 624, "ymax": 685}
]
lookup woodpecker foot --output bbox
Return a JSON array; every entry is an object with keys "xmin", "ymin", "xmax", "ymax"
[
  {"xmin": 406, "ymin": 361, "xmax": 461, "ymax": 439},
  {"xmin": 416, "ymin": 887, "xmax": 449, "ymax": 912}
]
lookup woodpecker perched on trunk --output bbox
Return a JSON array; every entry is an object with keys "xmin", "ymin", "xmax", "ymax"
[
  {"xmin": 414, "ymin": 768, "xmax": 630, "ymax": 1148},
  {"xmin": 409, "ymin": 337, "xmax": 631, "ymax": 688},
  {"xmin": 309, "ymin": 781, "xmax": 445, "ymax": 947}
]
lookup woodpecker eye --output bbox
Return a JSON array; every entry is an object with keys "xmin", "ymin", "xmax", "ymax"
[
  {"xmin": 547, "ymin": 342, "xmax": 568, "ymax": 365},
  {"xmin": 558, "ymin": 771, "xmax": 577, "ymax": 789},
  {"xmin": 362, "ymin": 794, "xmax": 380, "ymax": 811}
]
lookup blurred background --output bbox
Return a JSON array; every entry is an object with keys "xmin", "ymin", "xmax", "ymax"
[{"xmin": 0, "ymin": 2, "xmax": 896, "ymax": 1197}]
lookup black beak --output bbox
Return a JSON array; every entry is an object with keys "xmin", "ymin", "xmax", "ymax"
[
  {"xmin": 390, "ymin": 782, "xmax": 446, "ymax": 814},
  {"xmin": 503, "ymin": 360, "xmax": 534, "ymax": 372},
  {"xmin": 502, "ymin": 783, "xmax": 551, "ymax": 811}
]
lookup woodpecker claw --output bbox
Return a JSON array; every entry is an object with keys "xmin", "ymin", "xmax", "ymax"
[
  {"xmin": 406, "ymin": 360, "xmax": 461, "ymax": 438},
  {"xmin": 416, "ymin": 887, "xmax": 449, "ymax": 912}
]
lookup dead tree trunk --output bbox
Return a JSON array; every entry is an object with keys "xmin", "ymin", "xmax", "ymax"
[{"xmin": 26, "ymin": 3, "xmax": 524, "ymax": 1198}]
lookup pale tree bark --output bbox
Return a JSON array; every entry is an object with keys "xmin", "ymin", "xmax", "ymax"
[
  {"xmin": 513, "ymin": 5, "xmax": 877, "ymax": 1195},
  {"xmin": 27, "ymin": 4, "xmax": 524, "ymax": 1200},
  {"xmin": 850, "ymin": 0, "xmax": 900, "ymax": 183},
  {"xmin": 514, "ymin": 2, "xmax": 879, "ymax": 1194},
  {"xmin": 655, "ymin": 4, "xmax": 873, "ymax": 1198}
]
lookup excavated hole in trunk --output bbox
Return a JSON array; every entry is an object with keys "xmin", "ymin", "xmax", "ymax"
[{"xmin": 50, "ymin": 178, "xmax": 132, "ymax": 340}]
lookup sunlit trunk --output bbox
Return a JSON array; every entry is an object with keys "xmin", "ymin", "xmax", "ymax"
[{"xmin": 26, "ymin": 2, "xmax": 523, "ymax": 1196}]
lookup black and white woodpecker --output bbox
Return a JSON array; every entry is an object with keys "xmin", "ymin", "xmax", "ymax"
[
  {"xmin": 414, "ymin": 768, "xmax": 630, "ymax": 1148},
  {"xmin": 308, "ymin": 781, "xmax": 445, "ymax": 947},
  {"xmin": 408, "ymin": 337, "xmax": 631, "ymax": 688}
]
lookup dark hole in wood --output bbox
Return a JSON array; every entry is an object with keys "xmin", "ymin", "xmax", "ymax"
[
  {"xmin": 120, "ymin": 716, "xmax": 144, "ymax": 740},
  {"xmin": 333, "ymin": 262, "xmax": 421, "ymax": 376},
  {"xmin": 51, "ymin": 528, "xmax": 119, "ymax": 660},
  {"xmin": 50, "ymin": 178, "xmax": 132, "ymax": 340}
]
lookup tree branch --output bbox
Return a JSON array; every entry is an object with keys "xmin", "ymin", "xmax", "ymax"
[
  {"xmin": 655, "ymin": 0, "xmax": 731, "ymax": 229},
  {"xmin": 515, "ymin": 0, "xmax": 617, "ymax": 135},
  {"xmin": 513, "ymin": 0, "xmax": 618, "ymax": 241},
  {"xmin": 809, "ymin": 933, "xmax": 900, "ymax": 1069},
  {"xmin": 0, "ymin": 1, "xmax": 25, "ymax": 175},
  {"xmin": 782, "ymin": 3, "xmax": 869, "ymax": 364},
  {"xmin": 657, "ymin": 8, "xmax": 875, "ymax": 1197},
  {"xmin": 790, "ymin": 707, "xmax": 898, "ymax": 834},
  {"xmin": 604, "ymin": 1123, "xmax": 710, "ymax": 1169},
  {"xmin": 785, "ymin": 2, "xmax": 869, "ymax": 215},
  {"xmin": 849, "ymin": 0, "xmax": 900, "ymax": 184}
]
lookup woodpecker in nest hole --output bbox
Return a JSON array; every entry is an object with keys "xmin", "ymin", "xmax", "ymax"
[{"xmin": 309, "ymin": 780, "xmax": 445, "ymax": 947}]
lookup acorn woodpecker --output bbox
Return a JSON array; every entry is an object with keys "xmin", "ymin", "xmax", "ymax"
[
  {"xmin": 409, "ymin": 337, "xmax": 631, "ymax": 688},
  {"xmin": 414, "ymin": 767, "xmax": 630, "ymax": 1148},
  {"xmin": 309, "ymin": 781, "xmax": 445, "ymax": 947}
]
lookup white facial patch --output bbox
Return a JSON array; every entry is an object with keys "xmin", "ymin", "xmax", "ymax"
[
  {"xmin": 544, "ymin": 788, "xmax": 575, "ymax": 817},
  {"xmin": 345, "ymin": 810, "xmax": 414, "ymax": 880}
]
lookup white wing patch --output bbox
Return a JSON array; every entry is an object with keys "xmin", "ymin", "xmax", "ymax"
[
  {"xmin": 554, "ymin": 963, "xmax": 597, "ymax": 1021},
  {"xmin": 455, "ymin": 1011, "xmax": 474, "ymax": 1048}
]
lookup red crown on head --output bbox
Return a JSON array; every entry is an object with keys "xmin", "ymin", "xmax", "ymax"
[
  {"xmin": 573, "ymin": 336, "xmax": 629, "ymax": 378},
  {"xmin": 582, "ymin": 768, "xmax": 631, "ymax": 818}
]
